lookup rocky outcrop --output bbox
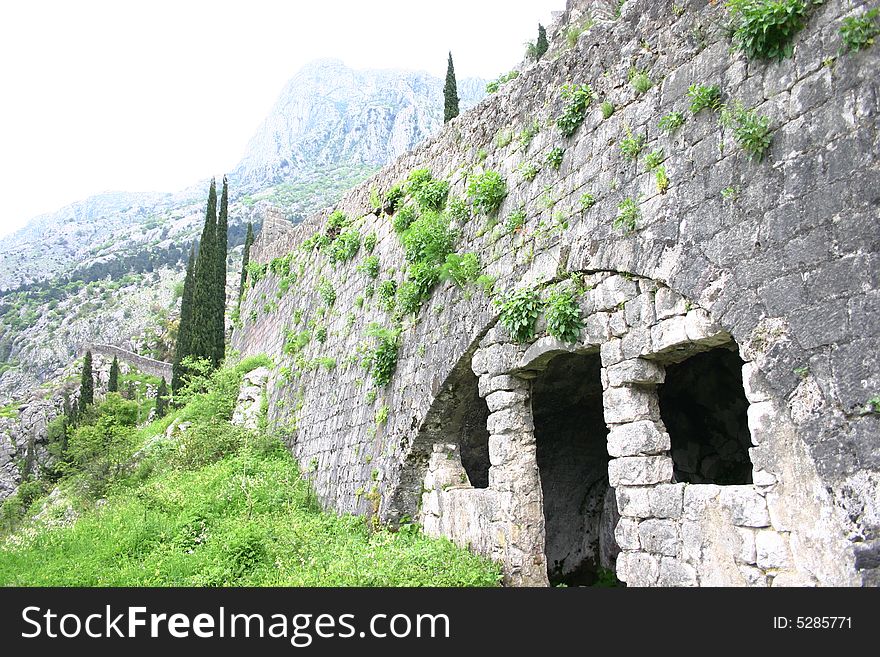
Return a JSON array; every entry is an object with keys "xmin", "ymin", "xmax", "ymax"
[{"xmin": 231, "ymin": 367, "xmax": 270, "ymax": 430}]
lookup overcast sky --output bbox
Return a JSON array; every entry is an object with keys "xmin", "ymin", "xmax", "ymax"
[{"xmin": 0, "ymin": 0, "xmax": 562, "ymax": 238}]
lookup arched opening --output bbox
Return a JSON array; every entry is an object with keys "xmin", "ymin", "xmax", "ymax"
[
  {"xmin": 452, "ymin": 368, "xmax": 490, "ymax": 488},
  {"xmin": 532, "ymin": 352, "xmax": 614, "ymax": 586},
  {"xmin": 659, "ymin": 345, "xmax": 753, "ymax": 485}
]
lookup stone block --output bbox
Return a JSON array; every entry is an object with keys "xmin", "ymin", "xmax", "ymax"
[
  {"xmin": 606, "ymin": 359, "xmax": 665, "ymax": 387},
  {"xmin": 485, "ymin": 389, "xmax": 527, "ymax": 413},
  {"xmin": 720, "ymin": 486, "xmax": 771, "ymax": 527},
  {"xmin": 583, "ymin": 312, "xmax": 612, "ymax": 344},
  {"xmin": 617, "ymin": 551, "xmax": 659, "ymax": 587},
  {"xmin": 624, "ymin": 292, "xmax": 656, "ymax": 327},
  {"xmin": 684, "ymin": 308, "xmax": 727, "ymax": 344},
  {"xmin": 735, "ymin": 527, "xmax": 757, "ymax": 565},
  {"xmin": 741, "ymin": 361, "xmax": 771, "ymax": 403},
  {"xmin": 606, "ymin": 420, "xmax": 670, "ymax": 457},
  {"xmin": 603, "ymin": 386, "xmax": 659, "ymax": 424},
  {"xmin": 746, "ymin": 401, "xmax": 777, "ymax": 446},
  {"xmin": 650, "ymin": 316, "xmax": 690, "ymax": 353},
  {"xmin": 658, "ymin": 557, "xmax": 698, "ymax": 587},
  {"xmin": 620, "ymin": 326, "xmax": 652, "ymax": 359},
  {"xmin": 654, "ymin": 286, "xmax": 687, "ymax": 319},
  {"xmin": 609, "ymin": 310, "xmax": 627, "ymax": 337},
  {"xmin": 600, "ymin": 338, "xmax": 625, "ymax": 367},
  {"xmin": 592, "ymin": 275, "xmax": 639, "ymax": 311},
  {"xmin": 638, "ymin": 518, "xmax": 680, "ymax": 557},
  {"xmin": 608, "ymin": 456, "xmax": 673, "ymax": 487},
  {"xmin": 614, "ymin": 518, "xmax": 641, "ymax": 550},
  {"xmin": 683, "ymin": 484, "xmax": 722, "ymax": 520},
  {"xmin": 478, "ymin": 375, "xmax": 523, "ymax": 397},
  {"xmin": 486, "ymin": 407, "xmax": 533, "ymax": 434},
  {"xmin": 756, "ymin": 530, "xmax": 791, "ymax": 569}
]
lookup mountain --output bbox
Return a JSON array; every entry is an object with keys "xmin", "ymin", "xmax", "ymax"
[
  {"xmin": 0, "ymin": 60, "xmax": 486, "ymax": 403},
  {"xmin": 232, "ymin": 58, "xmax": 485, "ymax": 190}
]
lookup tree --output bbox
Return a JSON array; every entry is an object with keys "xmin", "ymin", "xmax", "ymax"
[
  {"xmin": 536, "ymin": 24, "xmax": 549, "ymax": 60},
  {"xmin": 213, "ymin": 176, "xmax": 229, "ymax": 366},
  {"xmin": 171, "ymin": 248, "xmax": 196, "ymax": 392},
  {"xmin": 238, "ymin": 222, "xmax": 254, "ymax": 303},
  {"xmin": 443, "ymin": 52, "xmax": 460, "ymax": 123},
  {"xmin": 79, "ymin": 351, "xmax": 94, "ymax": 410},
  {"xmin": 188, "ymin": 178, "xmax": 217, "ymax": 366},
  {"xmin": 108, "ymin": 356, "xmax": 119, "ymax": 393},
  {"xmin": 155, "ymin": 378, "xmax": 169, "ymax": 417}
]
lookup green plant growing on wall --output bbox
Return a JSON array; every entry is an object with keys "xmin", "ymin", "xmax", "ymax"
[
  {"xmin": 393, "ymin": 204, "xmax": 418, "ymax": 234},
  {"xmin": 546, "ymin": 147, "xmax": 565, "ymax": 170},
  {"xmin": 721, "ymin": 101, "xmax": 773, "ymax": 160},
  {"xmin": 440, "ymin": 252, "xmax": 481, "ymax": 287},
  {"xmin": 615, "ymin": 198, "xmax": 640, "ymax": 232},
  {"xmin": 721, "ymin": 186, "xmax": 739, "ymax": 201},
  {"xmin": 283, "ymin": 329, "xmax": 311, "ymax": 356},
  {"xmin": 315, "ymin": 325, "xmax": 328, "ymax": 343},
  {"xmin": 362, "ymin": 324, "xmax": 401, "ymax": 388},
  {"xmin": 467, "ymin": 171, "xmax": 507, "ymax": 215},
  {"xmin": 600, "ymin": 100, "xmax": 615, "ymax": 119},
  {"xmin": 545, "ymin": 289, "xmax": 584, "ymax": 343},
  {"xmin": 518, "ymin": 120, "xmax": 540, "ymax": 149},
  {"xmin": 505, "ymin": 207, "xmax": 527, "ymax": 233},
  {"xmin": 556, "ymin": 83, "xmax": 594, "ymax": 137},
  {"xmin": 658, "ymin": 111, "xmax": 686, "ymax": 133},
  {"xmin": 384, "ymin": 185, "xmax": 404, "ymax": 214},
  {"xmin": 619, "ymin": 128, "xmax": 646, "ymax": 160},
  {"xmin": 726, "ymin": 0, "xmax": 810, "ymax": 60},
  {"xmin": 358, "ymin": 255, "xmax": 381, "ymax": 279},
  {"xmin": 375, "ymin": 405, "xmax": 389, "ymax": 426},
  {"xmin": 629, "ymin": 68, "xmax": 653, "ymax": 94},
  {"xmin": 377, "ymin": 280, "xmax": 397, "ymax": 312},
  {"xmin": 579, "ymin": 191, "xmax": 596, "ymax": 210},
  {"xmin": 655, "ymin": 165, "xmax": 670, "ymax": 194},
  {"xmin": 327, "ymin": 229, "xmax": 360, "ymax": 264},
  {"xmin": 495, "ymin": 129, "xmax": 514, "ymax": 148},
  {"xmin": 496, "ymin": 287, "xmax": 543, "ymax": 343},
  {"xmin": 447, "ymin": 196, "xmax": 470, "ymax": 224},
  {"xmin": 413, "ymin": 178, "xmax": 450, "ymax": 212},
  {"xmin": 317, "ymin": 278, "xmax": 336, "ymax": 307},
  {"xmin": 364, "ymin": 232, "xmax": 378, "ymax": 253},
  {"xmin": 840, "ymin": 8, "xmax": 879, "ymax": 52},
  {"xmin": 486, "ymin": 70, "xmax": 519, "ymax": 93},
  {"xmin": 644, "ymin": 148, "xmax": 664, "ymax": 170},
  {"xmin": 369, "ymin": 187, "xmax": 381, "ymax": 210},
  {"xmin": 518, "ymin": 161, "xmax": 540, "ymax": 182},
  {"xmin": 687, "ymin": 84, "xmax": 722, "ymax": 113}
]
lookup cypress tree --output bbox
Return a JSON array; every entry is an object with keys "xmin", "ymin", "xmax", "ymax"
[
  {"xmin": 189, "ymin": 179, "xmax": 218, "ymax": 366},
  {"xmin": 443, "ymin": 52, "xmax": 460, "ymax": 123},
  {"xmin": 108, "ymin": 356, "xmax": 119, "ymax": 393},
  {"xmin": 536, "ymin": 24, "xmax": 549, "ymax": 60},
  {"xmin": 238, "ymin": 222, "xmax": 254, "ymax": 303},
  {"xmin": 171, "ymin": 248, "xmax": 196, "ymax": 392},
  {"xmin": 155, "ymin": 378, "xmax": 169, "ymax": 417},
  {"xmin": 79, "ymin": 351, "xmax": 94, "ymax": 409},
  {"xmin": 213, "ymin": 175, "xmax": 229, "ymax": 366}
]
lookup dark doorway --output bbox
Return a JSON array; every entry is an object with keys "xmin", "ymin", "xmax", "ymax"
[
  {"xmin": 449, "ymin": 368, "xmax": 490, "ymax": 488},
  {"xmin": 659, "ymin": 345, "xmax": 752, "ymax": 485},
  {"xmin": 533, "ymin": 353, "xmax": 612, "ymax": 586}
]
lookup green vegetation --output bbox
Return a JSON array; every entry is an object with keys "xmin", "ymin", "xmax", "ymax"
[
  {"xmin": 544, "ymin": 290, "xmax": 583, "ymax": 344},
  {"xmin": 172, "ymin": 250, "xmax": 197, "ymax": 392},
  {"xmin": 108, "ymin": 356, "xmax": 119, "ymax": 393},
  {"xmin": 363, "ymin": 232, "xmax": 378, "ymax": 253},
  {"xmin": 467, "ymin": 171, "xmax": 507, "ymax": 215},
  {"xmin": 486, "ymin": 70, "xmax": 519, "ymax": 93},
  {"xmin": 392, "ymin": 204, "xmax": 418, "ymax": 233},
  {"xmin": 444, "ymin": 51, "xmax": 460, "ymax": 123},
  {"xmin": 362, "ymin": 325, "xmax": 401, "ymax": 388},
  {"xmin": 619, "ymin": 129, "xmax": 646, "ymax": 161},
  {"xmin": 283, "ymin": 330, "xmax": 311, "ymax": 356},
  {"xmin": 440, "ymin": 253, "xmax": 481, "ymax": 287},
  {"xmin": 495, "ymin": 129, "xmax": 514, "ymax": 148},
  {"xmin": 0, "ymin": 358, "xmax": 499, "ymax": 586},
  {"xmin": 601, "ymin": 101, "xmax": 615, "ymax": 119},
  {"xmin": 534, "ymin": 23, "xmax": 550, "ymax": 60},
  {"xmin": 496, "ymin": 287, "xmax": 543, "ymax": 343},
  {"xmin": 79, "ymin": 351, "xmax": 94, "ymax": 410},
  {"xmin": 644, "ymin": 148, "xmax": 664, "ymax": 170},
  {"xmin": 327, "ymin": 228, "xmax": 361, "ymax": 264},
  {"xmin": 726, "ymin": 0, "xmax": 810, "ymax": 60},
  {"xmin": 564, "ymin": 15, "xmax": 596, "ymax": 48},
  {"xmin": 358, "ymin": 255, "xmax": 381, "ymax": 279},
  {"xmin": 407, "ymin": 169, "xmax": 449, "ymax": 212},
  {"xmin": 615, "ymin": 198, "xmax": 640, "ymax": 232},
  {"xmin": 518, "ymin": 120, "xmax": 540, "ymax": 150},
  {"xmin": 447, "ymin": 196, "xmax": 470, "ymax": 224},
  {"xmin": 383, "ymin": 185, "xmax": 404, "ymax": 214},
  {"xmin": 629, "ymin": 68, "xmax": 653, "ymax": 94},
  {"xmin": 658, "ymin": 111, "xmax": 686, "ymax": 133},
  {"xmin": 687, "ymin": 83, "xmax": 722, "ymax": 113},
  {"xmin": 556, "ymin": 83, "xmax": 594, "ymax": 138},
  {"xmin": 317, "ymin": 278, "xmax": 337, "ymax": 307},
  {"xmin": 518, "ymin": 161, "xmax": 540, "ymax": 182},
  {"xmin": 377, "ymin": 280, "xmax": 397, "ymax": 312},
  {"xmin": 655, "ymin": 165, "xmax": 670, "ymax": 194},
  {"xmin": 506, "ymin": 207, "xmax": 527, "ymax": 233},
  {"xmin": 546, "ymin": 147, "xmax": 565, "ymax": 170},
  {"xmin": 721, "ymin": 101, "xmax": 773, "ymax": 160},
  {"xmin": 840, "ymin": 8, "xmax": 879, "ymax": 52},
  {"xmin": 237, "ymin": 222, "xmax": 254, "ymax": 303},
  {"xmin": 580, "ymin": 192, "xmax": 596, "ymax": 211}
]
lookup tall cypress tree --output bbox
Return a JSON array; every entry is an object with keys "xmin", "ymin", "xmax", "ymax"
[
  {"xmin": 171, "ymin": 248, "xmax": 196, "ymax": 392},
  {"xmin": 189, "ymin": 179, "xmax": 218, "ymax": 365},
  {"xmin": 213, "ymin": 176, "xmax": 229, "ymax": 366},
  {"xmin": 108, "ymin": 356, "xmax": 119, "ymax": 393},
  {"xmin": 536, "ymin": 24, "xmax": 549, "ymax": 60},
  {"xmin": 79, "ymin": 351, "xmax": 94, "ymax": 410},
  {"xmin": 238, "ymin": 222, "xmax": 254, "ymax": 303},
  {"xmin": 443, "ymin": 52, "xmax": 459, "ymax": 123}
]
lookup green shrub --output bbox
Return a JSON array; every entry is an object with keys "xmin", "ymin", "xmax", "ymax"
[
  {"xmin": 172, "ymin": 419, "xmax": 250, "ymax": 470},
  {"xmin": 687, "ymin": 84, "xmax": 722, "ymax": 113},
  {"xmin": 496, "ymin": 287, "xmax": 543, "ymax": 343},
  {"xmin": 658, "ymin": 111, "xmax": 686, "ymax": 133},
  {"xmin": 408, "ymin": 170, "xmax": 449, "ymax": 211},
  {"xmin": 283, "ymin": 329, "xmax": 310, "ymax": 356},
  {"xmin": 518, "ymin": 161, "xmax": 540, "ymax": 182},
  {"xmin": 545, "ymin": 290, "xmax": 583, "ymax": 343},
  {"xmin": 840, "ymin": 8, "xmax": 879, "ymax": 52},
  {"xmin": 400, "ymin": 211, "xmax": 457, "ymax": 266},
  {"xmin": 720, "ymin": 101, "xmax": 773, "ymax": 160},
  {"xmin": 619, "ymin": 129, "xmax": 646, "ymax": 161},
  {"xmin": 486, "ymin": 70, "xmax": 519, "ymax": 93},
  {"xmin": 358, "ymin": 255, "xmax": 381, "ymax": 279},
  {"xmin": 363, "ymin": 324, "xmax": 401, "ymax": 388},
  {"xmin": 317, "ymin": 278, "xmax": 336, "ymax": 306},
  {"xmin": 655, "ymin": 165, "xmax": 670, "ymax": 194},
  {"xmin": 467, "ymin": 171, "xmax": 507, "ymax": 215},
  {"xmin": 580, "ymin": 192, "xmax": 596, "ymax": 210},
  {"xmin": 495, "ymin": 129, "xmax": 514, "ymax": 148},
  {"xmin": 447, "ymin": 196, "xmax": 470, "ymax": 224},
  {"xmin": 377, "ymin": 280, "xmax": 397, "ymax": 312},
  {"xmin": 629, "ymin": 68, "xmax": 653, "ymax": 94},
  {"xmin": 601, "ymin": 101, "xmax": 615, "ymax": 119},
  {"xmin": 440, "ymin": 253, "xmax": 481, "ymax": 287},
  {"xmin": 396, "ymin": 280, "xmax": 424, "ymax": 315},
  {"xmin": 546, "ymin": 147, "xmax": 565, "ymax": 170},
  {"xmin": 726, "ymin": 0, "xmax": 810, "ymax": 60},
  {"xmin": 644, "ymin": 148, "xmax": 664, "ymax": 170},
  {"xmin": 615, "ymin": 198, "xmax": 640, "ymax": 232},
  {"xmin": 518, "ymin": 120, "xmax": 540, "ymax": 149},
  {"xmin": 384, "ymin": 185, "xmax": 404, "ymax": 213},
  {"xmin": 556, "ymin": 84, "xmax": 594, "ymax": 138},
  {"xmin": 364, "ymin": 232, "xmax": 378, "ymax": 253},
  {"xmin": 327, "ymin": 229, "xmax": 360, "ymax": 264},
  {"xmin": 506, "ymin": 207, "xmax": 526, "ymax": 233},
  {"xmin": 392, "ymin": 205, "xmax": 418, "ymax": 234}
]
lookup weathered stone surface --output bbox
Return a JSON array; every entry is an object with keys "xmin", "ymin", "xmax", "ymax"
[
  {"xmin": 720, "ymin": 486, "xmax": 771, "ymax": 528},
  {"xmin": 615, "ymin": 518, "xmax": 641, "ymax": 550},
  {"xmin": 231, "ymin": 367, "xmax": 270, "ymax": 430},
  {"xmin": 606, "ymin": 359, "xmax": 665, "ymax": 387},
  {"xmin": 654, "ymin": 286, "xmax": 688, "ymax": 320},
  {"xmin": 602, "ymin": 386, "xmax": 659, "ymax": 425},
  {"xmin": 639, "ymin": 519, "xmax": 680, "ymax": 556},
  {"xmin": 617, "ymin": 551, "xmax": 659, "ymax": 587},
  {"xmin": 650, "ymin": 316, "xmax": 691, "ymax": 353},
  {"xmin": 606, "ymin": 420, "xmax": 670, "ymax": 457},
  {"xmin": 485, "ymin": 389, "xmax": 528, "ymax": 413},
  {"xmin": 608, "ymin": 456, "xmax": 673, "ymax": 487},
  {"xmin": 756, "ymin": 530, "xmax": 791, "ymax": 569},
  {"xmin": 658, "ymin": 557, "xmax": 698, "ymax": 587}
]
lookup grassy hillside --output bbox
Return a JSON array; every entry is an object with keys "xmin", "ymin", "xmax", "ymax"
[{"xmin": 0, "ymin": 357, "xmax": 501, "ymax": 586}]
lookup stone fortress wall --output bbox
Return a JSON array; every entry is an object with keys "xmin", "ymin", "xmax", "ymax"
[{"xmin": 232, "ymin": 0, "xmax": 879, "ymax": 585}]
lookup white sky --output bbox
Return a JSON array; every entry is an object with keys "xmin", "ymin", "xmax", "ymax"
[{"xmin": 0, "ymin": 0, "xmax": 562, "ymax": 238}]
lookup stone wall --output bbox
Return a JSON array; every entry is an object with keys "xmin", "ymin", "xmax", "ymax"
[
  {"xmin": 89, "ymin": 344, "xmax": 172, "ymax": 382},
  {"xmin": 232, "ymin": 0, "xmax": 879, "ymax": 585}
]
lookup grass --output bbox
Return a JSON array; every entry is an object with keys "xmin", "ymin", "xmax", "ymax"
[{"xmin": 0, "ymin": 359, "xmax": 501, "ymax": 587}]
